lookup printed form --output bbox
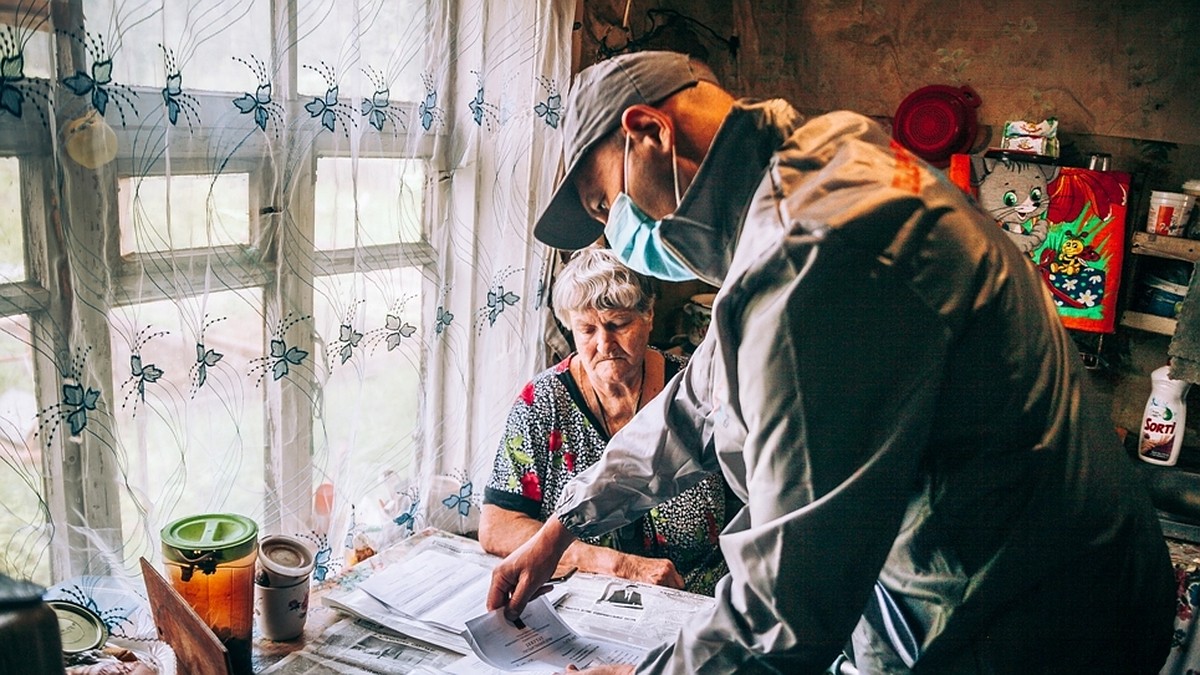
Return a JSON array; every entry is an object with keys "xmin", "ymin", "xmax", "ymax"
[
  {"xmin": 357, "ymin": 548, "xmax": 492, "ymax": 633},
  {"xmin": 463, "ymin": 596, "xmax": 645, "ymax": 672}
]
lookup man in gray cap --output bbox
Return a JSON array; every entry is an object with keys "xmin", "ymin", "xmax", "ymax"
[{"xmin": 487, "ymin": 51, "xmax": 1175, "ymax": 674}]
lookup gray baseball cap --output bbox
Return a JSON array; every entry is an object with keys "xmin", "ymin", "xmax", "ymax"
[{"xmin": 534, "ymin": 51, "xmax": 717, "ymax": 250}]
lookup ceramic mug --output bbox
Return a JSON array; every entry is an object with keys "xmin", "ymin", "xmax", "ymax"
[{"xmin": 254, "ymin": 577, "xmax": 310, "ymax": 641}]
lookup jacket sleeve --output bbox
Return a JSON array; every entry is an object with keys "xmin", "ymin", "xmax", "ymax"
[
  {"xmin": 555, "ymin": 336, "xmax": 723, "ymax": 538},
  {"xmin": 637, "ymin": 235, "xmax": 952, "ymax": 674}
]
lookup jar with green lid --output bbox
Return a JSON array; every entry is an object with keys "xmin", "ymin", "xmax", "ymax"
[{"xmin": 161, "ymin": 513, "xmax": 257, "ymax": 674}]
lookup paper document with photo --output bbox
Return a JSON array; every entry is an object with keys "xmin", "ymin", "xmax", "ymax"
[
  {"xmin": 463, "ymin": 596, "xmax": 645, "ymax": 672},
  {"xmin": 554, "ymin": 574, "xmax": 714, "ymax": 650},
  {"xmin": 357, "ymin": 548, "xmax": 492, "ymax": 632}
]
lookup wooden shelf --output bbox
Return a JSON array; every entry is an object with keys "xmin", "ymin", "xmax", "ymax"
[
  {"xmin": 1130, "ymin": 232, "xmax": 1200, "ymax": 262},
  {"xmin": 1120, "ymin": 310, "xmax": 1178, "ymax": 336}
]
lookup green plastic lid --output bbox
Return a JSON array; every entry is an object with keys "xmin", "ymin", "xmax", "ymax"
[
  {"xmin": 47, "ymin": 599, "xmax": 108, "ymax": 654},
  {"xmin": 161, "ymin": 513, "xmax": 258, "ymax": 565}
]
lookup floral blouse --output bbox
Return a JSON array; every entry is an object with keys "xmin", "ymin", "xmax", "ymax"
[{"xmin": 484, "ymin": 350, "xmax": 734, "ymax": 596}]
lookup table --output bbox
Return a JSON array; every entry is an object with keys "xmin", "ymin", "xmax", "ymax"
[
  {"xmin": 251, "ymin": 529, "xmax": 465, "ymax": 672},
  {"xmin": 253, "ymin": 528, "xmax": 715, "ymax": 674},
  {"xmin": 54, "ymin": 527, "xmax": 707, "ymax": 674}
]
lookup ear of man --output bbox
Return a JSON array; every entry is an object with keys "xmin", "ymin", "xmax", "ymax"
[{"xmin": 620, "ymin": 105, "xmax": 674, "ymax": 157}]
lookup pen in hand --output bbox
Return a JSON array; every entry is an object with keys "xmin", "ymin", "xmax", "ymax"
[{"xmin": 547, "ymin": 566, "xmax": 577, "ymax": 585}]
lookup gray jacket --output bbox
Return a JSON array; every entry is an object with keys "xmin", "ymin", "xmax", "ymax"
[{"xmin": 555, "ymin": 100, "xmax": 1175, "ymax": 673}]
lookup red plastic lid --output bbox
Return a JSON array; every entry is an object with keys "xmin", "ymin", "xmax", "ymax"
[{"xmin": 893, "ymin": 85, "xmax": 981, "ymax": 167}]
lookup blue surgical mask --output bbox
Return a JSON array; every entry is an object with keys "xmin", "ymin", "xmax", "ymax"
[{"xmin": 604, "ymin": 135, "xmax": 697, "ymax": 282}]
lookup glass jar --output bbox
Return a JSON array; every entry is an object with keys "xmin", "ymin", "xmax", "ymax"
[{"xmin": 161, "ymin": 513, "xmax": 258, "ymax": 674}]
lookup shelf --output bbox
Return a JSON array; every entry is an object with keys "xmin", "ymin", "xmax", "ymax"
[
  {"xmin": 1159, "ymin": 513, "xmax": 1200, "ymax": 545},
  {"xmin": 1120, "ymin": 310, "xmax": 1178, "ymax": 336},
  {"xmin": 1130, "ymin": 232, "xmax": 1200, "ymax": 263}
]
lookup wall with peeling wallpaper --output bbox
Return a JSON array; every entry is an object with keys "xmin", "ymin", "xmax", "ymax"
[
  {"xmin": 575, "ymin": 0, "xmax": 1200, "ymax": 454},
  {"xmin": 577, "ymin": 0, "xmax": 1199, "ymax": 145}
]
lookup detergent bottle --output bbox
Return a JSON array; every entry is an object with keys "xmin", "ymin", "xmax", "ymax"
[{"xmin": 1138, "ymin": 365, "xmax": 1191, "ymax": 466}]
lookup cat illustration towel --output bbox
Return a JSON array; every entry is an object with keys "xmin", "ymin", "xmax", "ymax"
[{"xmin": 949, "ymin": 152, "xmax": 1129, "ymax": 333}]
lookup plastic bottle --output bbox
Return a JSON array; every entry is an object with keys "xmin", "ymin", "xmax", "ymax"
[{"xmin": 1138, "ymin": 365, "xmax": 1191, "ymax": 466}]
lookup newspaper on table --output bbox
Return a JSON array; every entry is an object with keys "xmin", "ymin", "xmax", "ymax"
[
  {"xmin": 321, "ymin": 533, "xmax": 500, "ymax": 654},
  {"xmin": 319, "ymin": 529, "xmax": 717, "ymax": 671},
  {"xmin": 260, "ymin": 616, "xmax": 466, "ymax": 675},
  {"xmin": 463, "ymin": 595, "xmax": 645, "ymax": 672},
  {"xmin": 558, "ymin": 573, "xmax": 715, "ymax": 650},
  {"xmin": 322, "ymin": 583, "xmax": 471, "ymax": 654}
]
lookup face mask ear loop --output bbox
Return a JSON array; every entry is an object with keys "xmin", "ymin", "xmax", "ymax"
[
  {"xmin": 623, "ymin": 133, "xmax": 631, "ymax": 195},
  {"xmin": 671, "ymin": 141, "xmax": 681, "ymax": 207}
]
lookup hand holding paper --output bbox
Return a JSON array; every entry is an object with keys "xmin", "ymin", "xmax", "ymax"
[
  {"xmin": 488, "ymin": 518, "xmax": 576, "ymax": 620},
  {"xmin": 464, "ymin": 596, "xmax": 642, "ymax": 672}
]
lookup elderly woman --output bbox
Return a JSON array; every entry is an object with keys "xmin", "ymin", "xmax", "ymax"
[{"xmin": 480, "ymin": 248, "xmax": 733, "ymax": 595}]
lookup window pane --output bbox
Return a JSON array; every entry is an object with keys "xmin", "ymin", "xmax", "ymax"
[
  {"xmin": 82, "ymin": 0, "xmax": 271, "ymax": 92},
  {"xmin": 314, "ymin": 157, "xmax": 424, "ymax": 250},
  {"xmin": 110, "ymin": 290, "xmax": 265, "ymax": 556},
  {"xmin": 295, "ymin": 0, "xmax": 425, "ymax": 101},
  {"xmin": 0, "ymin": 315, "xmax": 50, "ymax": 585},
  {"xmin": 118, "ymin": 173, "xmax": 250, "ymax": 255},
  {"xmin": 0, "ymin": 157, "xmax": 24, "ymax": 282},
  {"xmin": 312, "ymin": 269, "xmax": 422, "ymax": 527}
]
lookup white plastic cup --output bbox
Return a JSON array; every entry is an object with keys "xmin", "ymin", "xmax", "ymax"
[
  {"xmin": 1183, "ymin": 179, "xmax": 1200, "ymax": 239},
  {"xmin": 258, "ymin": 534, "xmax": 315, "ymax": 587},
  {"xmin": 1146, "ymin": 190, "xmax": 1195, "ymax": 236},
  {"xmin": 255, "ymin": 577, "xmax": 310, "ymax": 641}
]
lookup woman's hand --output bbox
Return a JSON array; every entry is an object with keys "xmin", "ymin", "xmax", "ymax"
[
  {"xmin": 481, "ymin": 506, "xmax": 684, "ymax": 590},
  {"xmin": 562, "ymin": 664, "xmax": 635, "ymax": 674},
  {"xmin": 614, "ymin": 554, "xmax": 685, "ymax": 589}
]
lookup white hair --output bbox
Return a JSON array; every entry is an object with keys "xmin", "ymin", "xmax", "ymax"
[{"xmin": 552, "ymin": 247, "xmax": 655, "ymax": 327}]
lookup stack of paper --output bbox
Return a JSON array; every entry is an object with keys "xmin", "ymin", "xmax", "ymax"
[
  {"xmin": 357, "ymin": 548, "xmax": 493, "ymax": 633},
  {"xmin": 317, "ymin": 531, "xmax": 714, "ymax": 673},
  {"xmin": 322, "ymin": 585, "xmax": 471, "ymax": 654},
  {"xmin": 261, "ymin": 617, "xmax": 467, "ymax": 675}
]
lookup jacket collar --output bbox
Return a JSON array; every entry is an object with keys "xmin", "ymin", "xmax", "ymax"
[{"xmin": 661, "ymin": 98, "xmax": 804, "ymax": 286}]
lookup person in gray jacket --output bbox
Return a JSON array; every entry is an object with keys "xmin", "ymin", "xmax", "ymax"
[{"xmin": 487, "ymin": 50, "xmax": 1175, "ymax": 674}]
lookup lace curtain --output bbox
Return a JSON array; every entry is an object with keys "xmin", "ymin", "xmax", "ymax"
[{"xmin": 0, "ymin": 0, "xmax": 572, "ymax": 589}]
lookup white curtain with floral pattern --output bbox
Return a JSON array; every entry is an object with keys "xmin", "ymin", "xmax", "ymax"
[{"xmin": 0, "ymin": 0, "xmax": 572, "ymax": 611}]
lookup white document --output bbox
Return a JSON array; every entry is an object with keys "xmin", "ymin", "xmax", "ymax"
[
  {"xmin": 554, "ymin": 574, "xmax": 714, "ymax": 650},
  {"xmin": 463, "ymin": 596, "xmax": 645, "ymax": 672},
  {"xmin": 358, "ymin": 548, "xmax": 493, "ymax": 633},
  {"xmin": 322, "ymin": 587, "xmax": 471, "ymax": 654}
]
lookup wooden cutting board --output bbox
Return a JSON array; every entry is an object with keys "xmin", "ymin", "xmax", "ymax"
[{"xmin": 139, "ymin": 557, "xmax": 232, "ymax": 675}]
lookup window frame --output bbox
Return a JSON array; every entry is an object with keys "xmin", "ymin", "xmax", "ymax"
[
  {"xmin": 0, "ymin": 0, "xmax": 439, "ymax": 580},
  {"xmin": 110, "ymin": 155, "xmax": 273, "ymax": 307},
  {"xmin": 0, "ymin": 148, "xmax": 71, "ymax": 582}
]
